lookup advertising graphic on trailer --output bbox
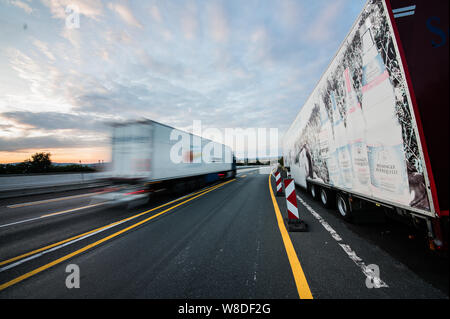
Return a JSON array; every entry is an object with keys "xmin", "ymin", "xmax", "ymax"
[{"xmin": 283, "ymin": 0, "xmax": 431, "ymax": 211}]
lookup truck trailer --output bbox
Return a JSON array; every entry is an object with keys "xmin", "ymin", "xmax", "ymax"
[
  {"xmin": 95, "ymin": 119, "xmax": 236, "ymax": 205},
  {"xmin": 283, "ymin": 0, "xmax": 448, "ymax": 250}
]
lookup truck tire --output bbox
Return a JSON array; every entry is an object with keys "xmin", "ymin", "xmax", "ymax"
[
  {"xmin": 336, "ymin": 193, "xmax": 352, "ymax": 221},
  {"xmin": 310, "ymin": 184, "xmax": 319, "ymax": 200},
  {"xmin": 320, "ymin": 188, "xmax": 335, "ymax": 208}
]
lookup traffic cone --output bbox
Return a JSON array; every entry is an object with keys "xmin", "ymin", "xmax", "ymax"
[{"xmin": 284, "ymin": 178, "xmax": 307, "ymax": 232}]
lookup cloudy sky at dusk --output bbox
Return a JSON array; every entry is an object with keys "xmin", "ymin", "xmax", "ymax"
[{"xmin": 0, "ymin": 0, "xmax": 365, "ymax": 163}]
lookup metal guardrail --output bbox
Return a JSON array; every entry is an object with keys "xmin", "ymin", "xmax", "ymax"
[
  {"xmin": 0, "ymin": 167, "xmax": 263, "ymax": 199},
  {"xmin": 0, "ymin": 172, "xmax": 112, "ymax": 199},
  {"xmin": 0, "ymin": 172, "xmax": 112, "ymax": 192}
]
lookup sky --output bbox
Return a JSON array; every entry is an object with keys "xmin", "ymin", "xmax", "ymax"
[{"xmin": 0, "ymin": 0, "xmax": 365, "ymax": 163}]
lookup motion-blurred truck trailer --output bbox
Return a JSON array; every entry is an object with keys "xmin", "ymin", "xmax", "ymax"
[
  {"xmin": 283, "ymin": 0, "xmax": 448, "ymax": 250},
  {"xmin": 95, "ymin": 119, "xmax": 236, "ymax": 206}
]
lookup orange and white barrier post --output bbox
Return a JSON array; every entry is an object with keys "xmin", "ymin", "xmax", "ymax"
[
  {"xmin": 284, "ymin": 178, "xmax": 307, "ymax": 232},
  {"xmin": 275, "ymin": 172, "xmax": 283, "ymax": 196}
]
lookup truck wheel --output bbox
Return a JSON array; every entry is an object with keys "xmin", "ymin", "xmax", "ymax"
[
  {"xmin": 310, "ymin": 184, "xmax": 318, "ymax": 200},
  {"xmin": 336, "ymin": 193, "xmax": 352, "ymax": 221},
  {"xmin": 320, "ymin": 188, "xmax": 335, "ymax": 208}
]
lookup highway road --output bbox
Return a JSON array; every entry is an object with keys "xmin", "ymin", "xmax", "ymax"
[{"xmin": 0, "ymin": 168, "xmax": 447, "ymax": 299}]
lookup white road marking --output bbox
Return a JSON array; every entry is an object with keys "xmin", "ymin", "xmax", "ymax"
[
  {"xmin": 0, "ymin": 202, "xmax": 107, "ymax": 229},
  {"xmin": 0, "ymin": 214, "xmax": 134, "ymax": 273},
  {"xmin": 1, "ymin": 182, "xmax": 219, "ymax": 230},
  {"xmin": 6, "ymin": 191, "xmax": 103, "ymax": 208},
  {"xmin": 297, "ymin": 195, "xmax": 388, "ymax": 288},
  {"xmin": 0, "ymin": 184, "xmax": 222, "ymax": 271}
]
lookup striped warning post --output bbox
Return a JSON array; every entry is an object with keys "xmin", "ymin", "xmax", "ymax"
[
  {"xmin": 284, "ymin": 179, "xmax": 299, "ymax": 220},
  {"xmin": 284, "ymin": 178, "xmax": 307, "ymax": 232},
  {"xmin": 275, "ymin": 172, "xmax": 283, "ymax": 196}
]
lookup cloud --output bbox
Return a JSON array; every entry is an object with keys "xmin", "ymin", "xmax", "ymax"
[
  {"xmin": 278, "ymin": 0, "xmax": 303, "ymax": 29},
  {"xmin": 7, "ymin": 0, "xmax": 32, "ymax": 14},
  {"xmin": 207, "ymin": 1, "xmax": 229, "ymax": 43},
  {"xmin": 71, "ymin": 76, "xmax": 207, "ymax": 122},
  {"xmin": 33, "ymin": 39, "xmax": 56, "ymax": 61},
  {"xmin": 306, "ymin": 0, "xmax": 346, "ymax": 42},
  {"xmin": 1, "ymin": 0, "xmax": 367, "ymax": 159},
  {"xmin": 105, "ymin": 30, "xmax": 132, "ymax": 45},
  {"xmin": 107, "ymin": 2, "xmax": 142, "ymax": 28},
  {"xmin": 96, "ymin": 48, "xmax": 110, "ymax": 62},
  {"xmin": 61, "ymin": 27, "xmax": 82, "ymax": 48},
  {"xmin": 7, "ymin": 49, "xmax": 60, "ymax": 96},
  {"xmin": 5, "ymin": 48, "xmax": 79, "ymax": 114},
  {"xmin": 0, "ymin": 134, "xmax": 105, "ymax": 151},
  {"xmin": 181, "ymin": 1, "xmax": 198, "ymax": 40},
  {"xmin": 1, "ymin": 111, "xmax": 109, "ymax": 132},
  {"xmin": 0, "ymin": 112, "xmax": 109, "ymax": 152},
  {"xmin": 150, "ymin": 4, "xmax": 162, "ymax": 23},
  {"xmin": 40, "ymin": 0, "xmax": 103, "ymax": 20},
  {"xmin": 250, "ymin": 27, "xmax": 267, "ymax": 44},
  {"xmin": 0, "ymin": 124, "xmax": 13, "ymax": 131}
]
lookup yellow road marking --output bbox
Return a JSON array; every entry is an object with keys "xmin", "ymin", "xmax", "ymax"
[
  {"xmin": 0, "ymin": 179, "xmax": 235, "ymax": 291},
  {"xmin": 268, "ymin": 174, "xmax": 313, "ymax": 299},
  {"xmin": 0, "ymin": 181, "xmax": 229, "ymax": 267}
]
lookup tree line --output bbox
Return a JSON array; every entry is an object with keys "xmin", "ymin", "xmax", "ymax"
[{"xmin": 0, "ymin": 153, "xmax": 96, "ymax": 174}]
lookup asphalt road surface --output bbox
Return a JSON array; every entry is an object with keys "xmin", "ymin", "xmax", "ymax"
[{"xmin": 0, "ymin": 168, "xmax": 447, "ymax": 298}]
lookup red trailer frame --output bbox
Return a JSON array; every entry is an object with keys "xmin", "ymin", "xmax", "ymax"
[{"xmin": 385, "ymin": 0, "xmax": 449, "ymax": 249}]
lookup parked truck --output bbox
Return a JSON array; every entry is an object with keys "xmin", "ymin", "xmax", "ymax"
[
  {"xmin": 283, "ymin": 0, "xmax": 448, "ymax": 250},
  {"xmin": 95, "ymin": 119, "xmax": 236, "ymax": 205}
]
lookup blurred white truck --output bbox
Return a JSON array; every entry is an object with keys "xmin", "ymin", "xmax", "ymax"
[{"xmin": 94, "ymin": 119, "xmax": 236, "ymax": 205}]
